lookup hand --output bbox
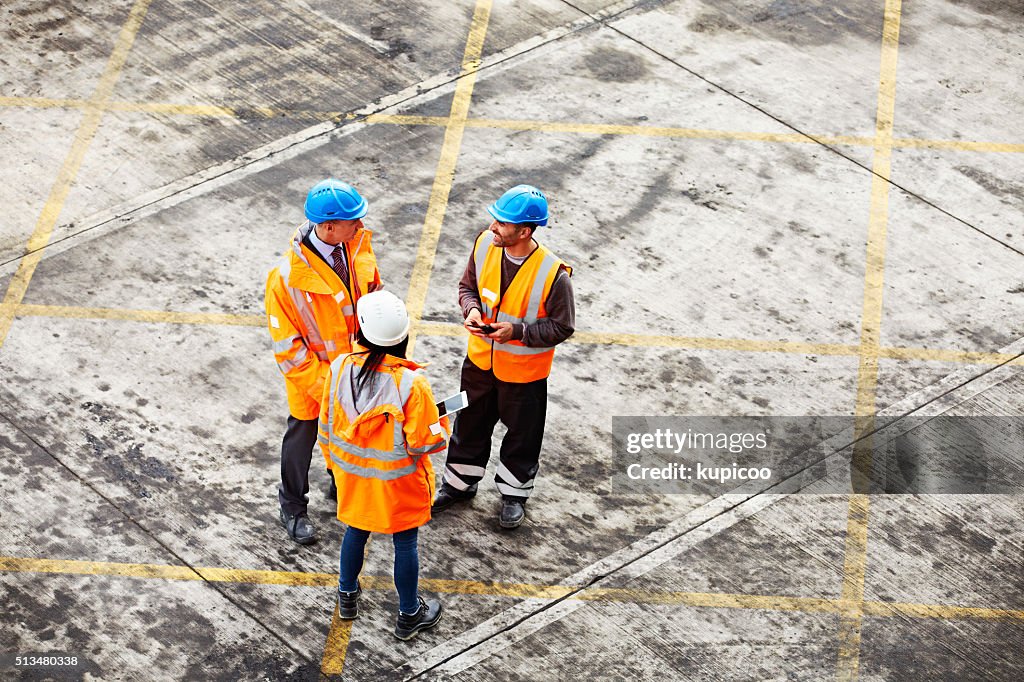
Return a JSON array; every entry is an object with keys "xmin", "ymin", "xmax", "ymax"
[
  {"xmin": 486, "ymin": 321, "xmax": 515, "ymax": 343},
  {"xmin": 465, "ymin": 309, "xmax": 487, "ymax": 337}
]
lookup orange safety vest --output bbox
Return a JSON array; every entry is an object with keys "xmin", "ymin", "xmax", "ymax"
[
  {"xmin": 467, "ymin": 231, "xmax": 571, "ymax": 383},
  {"xmin": 265, "ymin": 222, "xmax": 382, "ymax": 419},
  {"xmin": 318, "ymin": 353, "xmax": 448, "ymax": 534}
]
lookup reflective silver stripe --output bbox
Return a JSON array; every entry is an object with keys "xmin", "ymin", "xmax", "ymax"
[
  {"xmin": 341, "ymin": 305, "xmax": 354, "ymax": 317},
  {"xmin": 448, "ymin": 463, "xmax": 486, "ymax": 478},
  {"xmin": 331, "ymin": 453, "xmax": 418, "ymax": 481},
  {"xmin": 525, "ymin": 252, "xmax": 559, "ymax": 324},
  {"xmin": 497, "ymin": 461, "xmax": 529, "ymax": 488},
  {"xmin": 496, "ymin": 311, "xmax": 522, "ymax": 325},
  {"xmin": 475, "ymin": 234, "xmax": 495, "ymax": 318},
  {"xmin": 317, "ymin": 432, "xmax": 329, "ymax": 446},
  {"xmin": 496, "ymin": 481, "xmax": 533, "ymax": 498},
  {"xmin": 286, "ymin": 285, "xmax": 329, "ymax": 361},
  {"xmin": 408, "ymin": 440, "xmax": 444, "ymax": 456},
  {"xmin": 473, "ymin": 232, "xmax": 490, "ymax": 276},
  {"xmin": 443, "ymin": 469, "xmax": 472, "ymax": 490},
  {"xmin": 492, "ymin": 340, "xmax": 552, "ymax": 356},
  {"xmin": 330, "ymin": 421, "xmax": 408, "ymax": 463},
  {"xmin": 277, "ymin": 344, "xmax": 309, "ymax": 372},
  {"xmin": 397, "ymin": 368, "xmax": 417, "ymax": 406},
  {"xmin": 273, "ymin": 335, "xmax": 302, "ymax": 353}
]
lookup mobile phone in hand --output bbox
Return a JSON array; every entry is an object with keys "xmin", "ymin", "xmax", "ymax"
[{"xmin": 470, "ymin": 320, "xmax": 496, "ymax": 334}]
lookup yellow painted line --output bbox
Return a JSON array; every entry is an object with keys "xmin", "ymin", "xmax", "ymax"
[
  {"xmin": 15, "ymin": 303, "xmax": 263, "ymax": 327},
  {"xmin": 6, "ymin": 93, "xmax": 1023, "ymax": 153},
  {"xmin": 877, "ymin": 345, "xmax": 1024, "ymax": 365},
  {"xmin": 321, "ymin": 605, "xmax": 354, "ymax": 676},
  {"xmin": 837, "ymin": 2, "xmax": 903, "ymax": 680},
  {"xmin": 6, "ymin": 555, "xmax": 1023, "ymax": 625},
  {"xmin": 9, "ymin": 305, "xmax": 1021, "ymax": 366},
  {"xmin": 0, "ymin": 96, "xmax": 87, "ymax": 109},
  {"xmin": 405, "ymin": 0, "xmax": 492, "ymax": 358},
  {"xmin": 892, "ymin": 138, "xmax": 1024, "ymax": 153},
  {"xmin": 863, "ymin": 600, "xmax": 1024, "ymax": 622},
  {"xmin": 364, "ymin": 113, "xmax": 451, "ymax": 127},
  {"xmin": 0, "ymin": 0, "xmax": 153, "ymax": 352}
]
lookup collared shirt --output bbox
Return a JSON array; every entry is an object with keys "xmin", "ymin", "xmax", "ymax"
[{"xmin": 307, "ymin": 222, "xmax": 343, "ymax": 265}]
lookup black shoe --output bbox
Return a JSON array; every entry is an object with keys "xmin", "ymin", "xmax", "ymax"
[
  {"xmin": 394, "ymin": 596, "xmax": 442, "ymax": 641},
  {"xmin": 431, "ymin": 482, "xmax": 477, "ymax": 512},
  {"xmin": 279, "ymin": 509, "xmax": 317, "ymax": 545},
  {"xmin": 327, "ymin": 475, "xmax": 338, "ymax": 502},
  {"xmin": 337, "ymin": 582, "xmax": 361, "ymax": 620},
  {"xmin": 499, "ymin": 496, "xmax": 526, "ymax": 529}
]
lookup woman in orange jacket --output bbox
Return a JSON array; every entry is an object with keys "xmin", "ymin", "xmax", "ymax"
[{"xmin": 318, "ymin": 290, "xmax": 449, "ymax": 640}]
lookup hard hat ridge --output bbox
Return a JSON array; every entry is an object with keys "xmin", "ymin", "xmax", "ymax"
[
  {"xmin": 356, "ymin": 291, "xmax": 410, "ymax": 347},
  {"xmin": 487, "ymin": 184, "xmax": 549, "ymax": 226},
  {"xmin": 304, "ymin": 179, "xmax": 368, "ymax": 223}
]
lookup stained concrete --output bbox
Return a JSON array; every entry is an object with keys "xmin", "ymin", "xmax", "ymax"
[{"xmin": 1, "ymin": 0, "xmax": 1023, "ymax": 680}]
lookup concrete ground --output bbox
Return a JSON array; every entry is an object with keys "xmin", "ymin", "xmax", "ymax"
[{"xmin": 1, "ymin": 0, "xmax": 1022, "ymax": 680}]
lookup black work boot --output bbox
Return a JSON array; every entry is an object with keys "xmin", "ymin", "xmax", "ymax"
[
  {"xmin": 499, "ymin": 496, "xmax": 526, "ymax": 529},
  {"xmin": 394, "ymin": 596, "xmax": 443, "ymax": 641},
  {"xmin": 280, "ymin": 509, "xmax": 317, "ymax": 545},
  {"xmin": 326, "ymin": 473, "xmax": 338, "ymax": 502},
  {"xmin": 337, "ymin": 582, "xmax": 361, "ymax": 620},
  {"xmin": 431, "ymin": 482, "xmax": 477, "ymax": 512}
]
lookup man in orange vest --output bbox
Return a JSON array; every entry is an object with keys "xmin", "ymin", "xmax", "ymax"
[
  {"xmin": 432, "ymin": 185, "xmax": 575, "ymax": 528},
  {"xmin": 266, "ymin": 179, "xmax": 383, "ymax": 544}
]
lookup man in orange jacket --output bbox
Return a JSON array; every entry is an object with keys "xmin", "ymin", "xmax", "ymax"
[
  {"xmin": 265, "ymin": 179, "xmax": 382, "ymax": 544},
  {"xmin": 432, "ymin": 185, "xmax": 575, "ymax": 529}
]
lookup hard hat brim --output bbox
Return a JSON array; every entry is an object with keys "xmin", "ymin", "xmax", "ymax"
[
  {"xmin": 305, "ymin": 200, "xmax": 368, "ymax": 224},
  {"xmin": 487, "ymin": 204, "xmax": 547, "ymax": 226},
  {"xmin": 359, "ymin": 318, "xmax": 410, "ymax": 347}
]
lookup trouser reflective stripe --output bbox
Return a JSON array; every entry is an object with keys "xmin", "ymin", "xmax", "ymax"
[
  {"xmin": 496, "ymin": 460, "xmax": 535, "ymax": 499},
  {"xmin": 442, "ymin": 463, "xmax": 486, "ymax": 490},
  {"xmin": 496, "ymin": 480, "xmax": 534, "ymax": 499}
]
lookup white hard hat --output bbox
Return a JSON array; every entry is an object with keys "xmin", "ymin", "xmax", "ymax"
[{"xmin": 357, "ymin": 290, "xmax": 410, "ymax": 346}]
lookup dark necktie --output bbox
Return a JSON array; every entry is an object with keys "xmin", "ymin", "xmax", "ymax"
[{"xmin": 331, "ymin": 245, "xmax": 350, "ymax": 290}]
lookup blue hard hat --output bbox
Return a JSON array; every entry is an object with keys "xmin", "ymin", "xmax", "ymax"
[
  {"xmin": 304, "ymin": 179, "xmax": 368, "ymax": 223},
  {"xmin": 487, "ymin": 184, "xmax": 549, "ymax": 226}
]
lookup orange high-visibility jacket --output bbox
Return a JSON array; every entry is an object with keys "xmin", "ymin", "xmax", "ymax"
[
  {"xmin": 318, "ymin": 353, "xmax": 449, "ymax": 534},
  {"xmin": 467, "ymin": 231, "xmax": 572, "ymax": 383},
  {"xmin": 265, "ymin": 222, "xmax": 382, "ymax": 420}
]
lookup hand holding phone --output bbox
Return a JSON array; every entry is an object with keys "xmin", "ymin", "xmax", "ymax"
[{"xmin": 468, "ymin": 319, "xmax": 496, "ymax": 334}]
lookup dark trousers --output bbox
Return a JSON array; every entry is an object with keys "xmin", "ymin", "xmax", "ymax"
[
  {"xmin": 442, "ymin": 356, "xmax": 547, "ymax": 500},
  {"xmin": 279, "ymin": 415, "xmax": 319, "ymax": 516}
]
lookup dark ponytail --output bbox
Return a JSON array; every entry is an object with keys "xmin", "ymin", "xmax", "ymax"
[{"xmin": 354, "ymin": 330, "xmax": 409, "ymax": 395}]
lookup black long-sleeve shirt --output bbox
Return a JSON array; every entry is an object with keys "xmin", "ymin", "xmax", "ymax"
[{"xmin": 458, "ymin": 239, "xmax": 575, "ymax": 347}]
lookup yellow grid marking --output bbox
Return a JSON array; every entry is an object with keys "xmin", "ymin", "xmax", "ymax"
[
  {"xmin": 4, "ymin": 93, "xmax": 1023, "ymax": 153},
  {"xmin": 15, "ymin": 304, "xmax": 264, "ymax": 327},
  {"xmin": 0, "ymin": 0, "xmax": 153, "ymax": 351},
  {"xmin": 7, "ymin": 304, "xmax": 1022, "ymax": 367},
  {"xmin": 4, "ymin": 555, "xmax": 1023, "ymax": 624},
  {"xmin": 837, "ymin": 2, "xmax": 903, "ymax": 679},
  {"xmin": 404, "ymin": 0, "xmax": 492, "ymax": 357},
  {"xmin": 321, "ymin": 606, "xmax": 354, "ymax": 676}
]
